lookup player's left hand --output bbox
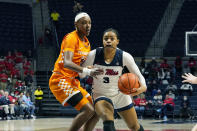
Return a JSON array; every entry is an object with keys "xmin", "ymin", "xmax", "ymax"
[{"xmin": 131, "ymin": 86, "xmax": 147, "ymax": 96}]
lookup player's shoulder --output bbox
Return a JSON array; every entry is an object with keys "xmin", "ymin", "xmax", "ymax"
[
  {"xmin": 122, "ymin": 50, "xmax": 134, "ymax": 58},
  {"xmin": 95, "ymin": 47, "xmax": 103, "ymax": 53},
  {"xmin": 63, "ymin": 31, "xmax": 78, "ymax": 41}
]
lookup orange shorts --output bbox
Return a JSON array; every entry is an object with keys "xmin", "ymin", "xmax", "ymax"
[{"xmin": 49, "ymin": 73, "xmax": 92, "ymax": 111}]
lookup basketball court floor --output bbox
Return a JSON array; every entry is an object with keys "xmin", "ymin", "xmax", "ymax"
[{"xmin": 0, "ymin": 117, "xmax": 196, "ymax": 131}]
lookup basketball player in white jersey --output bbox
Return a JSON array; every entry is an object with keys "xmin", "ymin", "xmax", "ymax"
[{"xmin": 80, "ymin": 28, "xmax": 147, "ymax": 131}]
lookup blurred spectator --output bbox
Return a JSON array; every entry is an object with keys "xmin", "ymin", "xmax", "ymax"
[
  {"xmin": 168, "ymin": 90, "xmax": 176, "ymax": 100},
  {"xmin": 134, "ymin": 94, "xmax": 147, "ymax": 118},
  {"xmin": 157, "ymin": 68, "xmax": 165, "ymax": 82},
  {"xmin": 4, "ymin": 91, "xmax": 15, "ymax": 119},
  {"xmin": 23, "ymin": 58, "xmax": 32, "ymax": 71},
  {"xmin": 140, "ymin": 57, "xmax": 146, "ymax": 69},
  {"xmin": 5, "ymin": 51, "xmax": 14, "ymax": 62},
  {"xmin": 73, "ymin": 0, "xmax": 84, "ymax": 13},
  {"xmin": 11, "ymin": 74, "xmax": 19, "ymax": 92},
  {"xmin": 34, "ymin": 86, "xmax": 43, "ymax": 115},
  {"xmin": 164, "ymin": 68, "xmax": 172, "ymax": 83},
  {"xmin": 0, "ymin": 90, "xmax": 10, "ymax": 120},
  {"xmin": 24, "ymin": 68, "xmax": 34, "ymax": 77},
  {"xmin": 180, "ymin": 83, "xmax": 193, "ymax": 96},
  {"xmin": 25, "ymin": 50, "xmax": 33, "ymax": 61},
  {"xmin": 44, "ymin": 27, "xmax": 53, "ymax": 46},
  {"xmin": 153, "ymin": 89, "xmax": 163, "ymax": 118},
  {"xmin": 160, "ymin": 58, "xmax": 170, "ymax": 70},
  {"xmin": 151, "ymin": 88, "xmax": 158, "ymax": 98},
  {"xmin": 149, "ymin": 57, "xmax": 158, "ymax": 69},
  {"xmin": 174, "ymin": 56, "xmax": 182, "ymax": 73},
  {"xmin": 24, "ymin": 72, "xmax": 33, "ymax": 87},
  {"xmin": 179, "ymin": 95, "xmax": 194, "ymax": 119},
  {"xmin": 9, "ymin": 91, "xmax": 21, "ymax": 119},
  {"xmin": 162, "ymin": 94, "xmax": 175, "ymax": 121},
  {"xmin": 153, "ymin": 89, "xmax": 163, "ymax": 101},
  {"xmin": 142, "ymin": 65, "xmax": 150, "ymax": 80},
  {"xmin": 50, "ymin": 10, "xmax": 60, "ymax": 30},
  {"xmin": 5, "ymin": 58, "xmax": 14, "ymax": 76},
  {"xmin": 22, "ymin": 92, "xmax": 35, "ymax": 119},
  {"xmin": 0, "ymin": 56, "xmax": 6, "ymax": 72},
  {"xmin": 188, "ymin": 57, "xmax": 196, "ymax": 74},
  {"xmin": 18, "ymin": 92, "xmax": 29, "ymax": 119},
  {"xmin": 0, "ymin": 70, "xmax": 8, "ymax": 90},
  {"xmin": 183, "ymin": 64, "xmax": 190, "ymax": 74},
  {"xmin": 166, "ymin": 82, "xmax": 177, "ymax": 94},
  {"xmin": 13, "ymin": 49, "xmax": 23, "ymax": 70}
]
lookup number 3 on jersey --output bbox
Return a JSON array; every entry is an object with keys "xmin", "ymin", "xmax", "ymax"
[{"xmin": 103, "ymin": 77, "xmax": 109, "ymax": 83}]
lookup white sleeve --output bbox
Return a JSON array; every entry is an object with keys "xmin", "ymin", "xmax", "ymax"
[
  {"xmin": 123, "ymin": 51, "xmax": 146, "ymax": 87},
  {"xmin": 81, "ymin": 49, "xmax": 96, "ymax": 67}
]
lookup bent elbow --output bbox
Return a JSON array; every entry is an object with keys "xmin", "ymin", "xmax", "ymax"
[
  {"xmin": 63, "ymin": 60, "xmax": 72, "ymax": 68},
  {"xmin": 142, "ymin": 86, "xmax": 147, "ymax": 92}
]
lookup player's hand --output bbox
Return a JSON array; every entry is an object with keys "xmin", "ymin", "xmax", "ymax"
[
  {"xmin": 182, "ymin": 73, "xmax": 197, "ymax": 84},
  {"xmin": 131, "ymin": 86, "xmax": 147, "ymax": 96},
  {"xmin": 79, "ymin": 67, "xmax": 103, "ymax": 78},
  {"xmin": 90, "ymin": 68, "xmax": 104, "ymax": 78}
]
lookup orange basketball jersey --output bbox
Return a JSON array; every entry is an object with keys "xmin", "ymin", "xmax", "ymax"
[
  {"xmin": 49, "ymin": 30, "xmax": 91, "ymax": 110},
  {"xmin": 53, "ymin": 30, "xmax": 90, "ymax": 78}
]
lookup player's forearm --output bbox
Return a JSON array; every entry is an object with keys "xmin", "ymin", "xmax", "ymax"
[{"xmin": 64, "ymin": 60, "xmax": 83, "ymax": 73}]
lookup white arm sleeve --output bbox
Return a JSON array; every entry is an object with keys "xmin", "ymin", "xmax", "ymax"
[
  {"xmin": 81, "ymin": 49, "xmax": 96, "ymax": 67},
  {"xmin": 123, "ymin": 51, "xmax": 147, "ymax": 87}
]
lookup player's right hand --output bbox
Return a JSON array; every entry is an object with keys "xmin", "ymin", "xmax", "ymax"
[{"xmin": 90, "ymin": 68, "xmax": 104, "ymax": 78}]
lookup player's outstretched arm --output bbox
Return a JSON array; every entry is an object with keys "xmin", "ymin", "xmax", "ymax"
[{"xmin": 182, "ymin": 73, "xmax": 197, "ymax": 84}]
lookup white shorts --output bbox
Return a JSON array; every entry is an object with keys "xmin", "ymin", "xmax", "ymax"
[{"xmin": 93, "ymin": 92, "xmax": 133, "ymax": 112}]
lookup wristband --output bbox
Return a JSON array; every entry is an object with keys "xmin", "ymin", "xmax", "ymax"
[{"xmin": 82, "ymin": 67, "xmax": 91, "ymax": 76}]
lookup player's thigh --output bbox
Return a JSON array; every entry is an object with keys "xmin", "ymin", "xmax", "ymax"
[
  {"xmin": 118, "ymin": 107, "xmax": 139, "ymax": 129},
  {"xmin": 49, "ymin": 74, "xmax": 91, "ymax": 111},
  {"xmin": 94, "ymin": 97, "xmax": 114, "ymax": 121}
]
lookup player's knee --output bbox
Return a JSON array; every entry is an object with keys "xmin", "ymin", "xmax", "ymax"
[
  {"xmin": 86, "ymin": 107, "xmax": 95, "ymax": 117},
  {"xmin": 99, "ymin": 111, "xmax": 114, "ymax": 121}
]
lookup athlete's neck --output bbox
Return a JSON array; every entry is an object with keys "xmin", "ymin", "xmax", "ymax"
[
  {"xmin": 76, "ymin": 31, "xmax": 86, "ymax": 42},
  {"xmin": 104, "ymin": 48, "xmax": 116, "ymax": 63}
]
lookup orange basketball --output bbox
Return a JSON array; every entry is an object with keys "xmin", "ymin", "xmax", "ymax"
[{"xmin": 118, "ymin": 73, "xmax": 140, "ymax": 95}]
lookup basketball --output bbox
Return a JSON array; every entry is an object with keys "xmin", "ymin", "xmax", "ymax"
[{"xmin": 118, "ymin": 73, "xmax": 140, "ymax": 95}]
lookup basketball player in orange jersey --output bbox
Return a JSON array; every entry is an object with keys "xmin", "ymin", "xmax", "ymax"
[
  {"xmin": 82, "ymin": 28, "xmax": 147, "ymax": 131},
  {"xmin": 49, "ymin": 12, "xmax": 103, "ymax": 131}
]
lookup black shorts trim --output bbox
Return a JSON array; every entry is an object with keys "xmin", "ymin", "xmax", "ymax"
[
  {"xmin": 67, "ymin": 92, "xmax": 83, "ymax": 107},
  {"xmin": 116, "ymin": 103, "xmax": 134, "ymax": 112},
  {"xmin": 94, "ymin": 97, "xmax": 113, "ymax": 107}
]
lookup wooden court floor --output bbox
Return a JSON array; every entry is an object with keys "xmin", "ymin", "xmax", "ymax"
[{"xmin": 0, "ymin": 117, "xmax": 196, "ymax": 131}]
